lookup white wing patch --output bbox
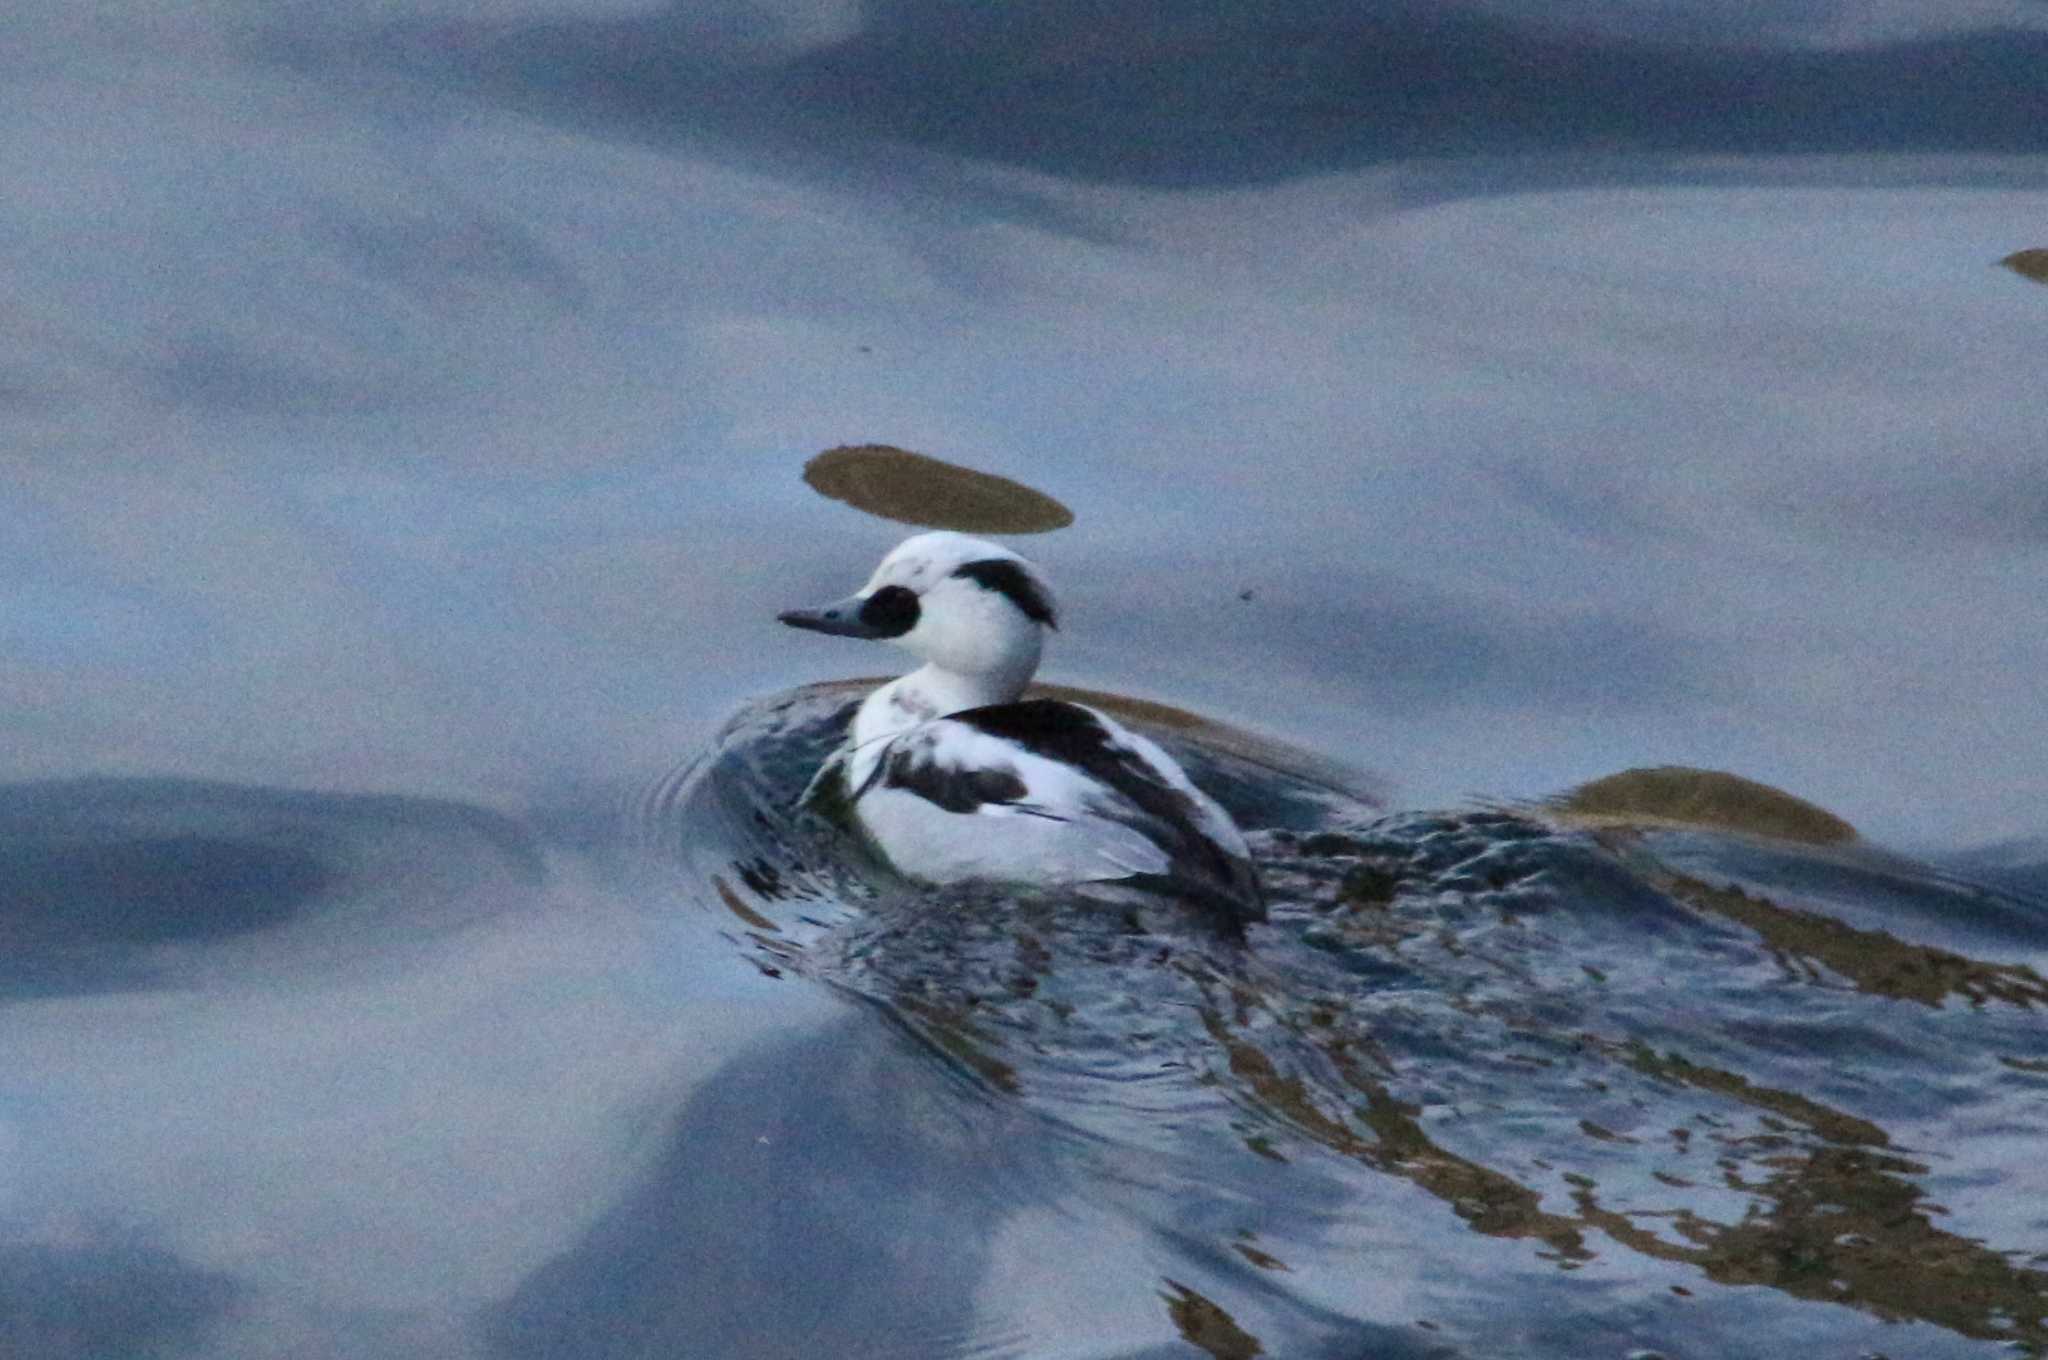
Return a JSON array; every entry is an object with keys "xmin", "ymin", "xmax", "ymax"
[
  {"xmin": 843, "ymin": 719, "xmax": 1175, "ymax": 886},
  {"xmin": 831, "ymin": 700, "xmax": 1259, "ymax": 929}
]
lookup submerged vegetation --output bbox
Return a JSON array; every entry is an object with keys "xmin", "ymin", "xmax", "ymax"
[{"xmin": 670, "ymin": 689, "xmax": 2048, "ymax": 1356}]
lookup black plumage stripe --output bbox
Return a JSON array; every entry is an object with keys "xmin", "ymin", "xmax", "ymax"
[
  {"xmin": 880, "ymin": 741, "xmax": 1031, "ymax": 814},
  {"xmin": 951, "ymin": 559, "xmax": 1057, "ymax": 629},
  {"xmin": 947, "ymin": 699, "xmax": 1263, "ymax": 931}
]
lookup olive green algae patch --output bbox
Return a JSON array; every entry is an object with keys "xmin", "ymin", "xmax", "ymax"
[
  {"xmin": 693, "ymin": 686, "xmax": 2048, "ymax": 1352},
  {"xmin": 896, "ymin": 997, "xmax": 1021, "ymax": 1094},
  {"xmin": 1650, "ymin": 867, "xmax": 2048, "ymax": 1009},
  {"xmin": 1550, "ymin": 766, "xmax": 1857, "ymax": 845},
  {"xmin": 1160, "ymin": 1281, "xmax": 1264, "ymax": 1360},
  {"xmin": 1625, "ymin": 1043, "xmax": 1889, "ymax": 1146},
  {"xmin": 803, "ymin": 444, "xmax": 1073, "ymax": 533},
  {"xmin": 711, "ymin": 874, "xmax": 779, "ymax": 932}
]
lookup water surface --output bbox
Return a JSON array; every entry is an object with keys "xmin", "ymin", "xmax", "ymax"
[{"xmin": 5, "ymin": 1, "xmax": 2048, "ymax": 1354}]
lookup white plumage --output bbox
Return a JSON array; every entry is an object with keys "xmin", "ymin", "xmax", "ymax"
[{"xmin": 779, "ymin": 531, "xmax": 1262, "ymax": 931}]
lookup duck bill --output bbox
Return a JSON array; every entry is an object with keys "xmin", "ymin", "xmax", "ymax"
[{"xmin": 777, "ymin": 595, "xmax": 889, "ymax": 639}]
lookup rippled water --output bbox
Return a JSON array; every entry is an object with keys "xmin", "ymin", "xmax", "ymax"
[
  {"xmin": 13, "ymin": 685, "xmax": 2037, "ymax": 1356},
  {"xmin": 633, "ymin": 686, "xmax": 2048, "ymax": 1359},
  {"xmin": 9, "ymin": 2, "xmax": 2048, "ymax": 1354}
]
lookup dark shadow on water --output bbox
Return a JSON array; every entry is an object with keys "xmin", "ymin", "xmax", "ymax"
[
  {"xmin": 0, "ymin": 1238, "xmax": 239, "ymax": 1360},
  {"xmin": 769, "ymin": 4, "xmax": 2048, "ymax": 182},
  {"xmin": 0, "ymin": 776, "xmax": 545, "ymax": 998},
  {"xmin": 0, "ymin": 836, "xmax": 328, "ymax": 946},
  {"xmin": 486, "ymin": 1012, "xmax": 1012, "ymax": 1360},
  {"xmin": 483, "ymin": 989, "xmax": 1439, "ymax": 1360},
  {"xmin": 292, "ymin": 2, "xmax": 2048, "ymax": 197}
]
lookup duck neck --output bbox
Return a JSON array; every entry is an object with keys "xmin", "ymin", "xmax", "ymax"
[
  {"xmin": 912, "ymin": 658, "xmax": 1034, "ymax": 714},
  {"xmin": 855, "ymin": 659, "xmax": 1034, "ymax": 747}
]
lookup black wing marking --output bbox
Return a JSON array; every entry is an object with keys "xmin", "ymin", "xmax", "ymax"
[
  {"xmin": 872, "ymin": 729, "xmax": 1035, "ymax": 815},
  {"xmin": 949, "ymin": 701, "xmax": 1189, "ymax": 824},
  {"xmin": 948, "ymin": 700, "xmax": 1264, "ymax": 930}
]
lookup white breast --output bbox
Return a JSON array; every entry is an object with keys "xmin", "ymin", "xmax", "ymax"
[
  {"xmin": 835, "ymin": 698, "xmax": 1262, "ymax": 926},
  {"xmin": 853, "ymin": 725, "xmax": 1165, "ymax": 883}
]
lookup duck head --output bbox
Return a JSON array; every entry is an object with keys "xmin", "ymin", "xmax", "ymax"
[{"xmin": 779, "ymin": 531, "xmax": 1059, "ymax": 704}]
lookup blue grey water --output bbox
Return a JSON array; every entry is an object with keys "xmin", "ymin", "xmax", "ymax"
[{"xmin": 5, "ymin": 2, "xmax": 2048, "ymax": 1356}]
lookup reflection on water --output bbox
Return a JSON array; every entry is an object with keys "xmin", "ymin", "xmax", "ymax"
[
  {"xmin": 0, "ymin": 1238, "xmax": 239, "ymax": 1360},
  {"xmin": 0, "ymin": 689, "xmax": 2043, "ymax": 1355},
  {"xmin": 489, "ymin": 1013, "xmax": 1010, "ymax": 1360},
  {"xmin": 0, "ymin": 778, "xmax": 542, "ymax": 998},
  {"xmin": 376, "ymin": 5, "xmax": 2048, "ymax": 188},
  {"xmin": 649, "ymin": 685, "xmax": 2048, "ymax": 1358},
  {"xmin": 7, "ymin": 0, "xmax": 2047, "ymax": 1352}
]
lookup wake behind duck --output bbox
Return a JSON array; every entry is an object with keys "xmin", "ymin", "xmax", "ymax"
[{"xmin": 779, "ymin": 532, "xmax": 1263, "ymax": 934}]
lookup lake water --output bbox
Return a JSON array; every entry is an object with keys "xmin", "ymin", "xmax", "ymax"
[{"xmin": 5, "ymin": 3, "xmax": 2048, "ymax": 1356}]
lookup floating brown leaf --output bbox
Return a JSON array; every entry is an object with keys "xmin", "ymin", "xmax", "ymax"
[
  {"xmin": 1999, "ymin": 248, "xmax": 2048, "ymax": 285},
  {"xmin": 1160, "ymin": 1281, "xmax": 1263, "ymax": 1360},
  {"xmin": 802, "ymin": 444, "xmax": 1073, "ymax": 533}
]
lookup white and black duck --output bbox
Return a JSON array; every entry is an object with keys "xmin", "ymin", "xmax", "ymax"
[{"xmin": 779, "ymin": 531, "xmax": 1264, "ymax": 933}]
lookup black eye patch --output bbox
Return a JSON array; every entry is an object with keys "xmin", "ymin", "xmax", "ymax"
[
  {"xmin": 951, "ymin": 559, "xmax": 1057, "ymax": 629},
  {"xmin": 858, "ymin": 584, "xmax": 921, "ymax": 637}
]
